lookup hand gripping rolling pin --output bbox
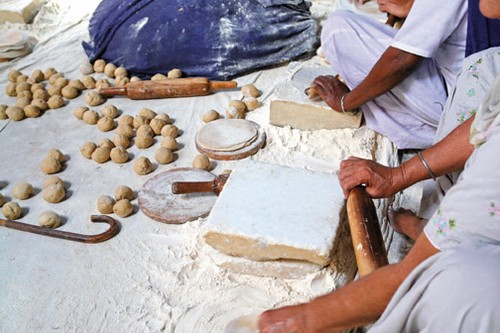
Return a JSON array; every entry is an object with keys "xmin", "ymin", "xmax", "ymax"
[{"xmin": 98, "ymin": 77, "xmax": 237, "ymax": 100}]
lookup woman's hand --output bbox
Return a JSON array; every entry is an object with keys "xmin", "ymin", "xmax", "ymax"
[
  {"xmin": 339, "ymin": 156, "xmax": 404, "ymax": 198},
  {"xmin": 258, "ymin": 304, "xmax": 309, "ymax": 333},
  {"xmin": 310, "ymin": 75, "xmax": 351, "ymax": 112}
]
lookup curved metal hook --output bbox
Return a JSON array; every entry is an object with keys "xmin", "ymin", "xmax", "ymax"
[{"xmin": 0, "ymin": 215, "xmax": 120, "ymax": 244}]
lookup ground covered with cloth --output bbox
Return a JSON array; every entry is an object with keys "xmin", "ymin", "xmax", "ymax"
[{"xmin": 0, "ymin": 1, "xmax": 418, "ymax": 331}]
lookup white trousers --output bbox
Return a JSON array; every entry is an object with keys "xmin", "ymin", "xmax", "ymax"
[{"xmin": 321, "ymin": 10, "xmax": 448, "ymax": 149}]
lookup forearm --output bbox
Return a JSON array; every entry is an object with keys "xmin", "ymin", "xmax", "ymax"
[
  {"xmin": 303, "ymin": 235, "xmax": 439, "ymax": 332},
  {"xmin": 343, "ymin": 47, "xmax": 421, "ymax": 111},
  {"xmin": 399, "ymin": 116, "xmax": 475, "ymax": 187}
]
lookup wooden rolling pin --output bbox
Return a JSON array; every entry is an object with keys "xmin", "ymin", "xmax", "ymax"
[
  {"xmin": 172, "ymin": 173, "xmax": 230, "ymax": 196},
  {"xmin": 98, "ymin": 77, "xmax": 237, "ymax": 100},
  {"xmin": 346, "ymin": 186, "xmax": 388, "ymax": 276}
]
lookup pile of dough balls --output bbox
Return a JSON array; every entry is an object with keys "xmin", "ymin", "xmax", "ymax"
[
  {"xmin": 40, "ymin": 149, "xmax": 65, "ymax": 174},
  {"xmin": 42, "ymin": 175, "xmax": 66, "ymax": 203},
  {"xmin": 96, "ymin": 185, "xmax": 135, "ymax": 218}
]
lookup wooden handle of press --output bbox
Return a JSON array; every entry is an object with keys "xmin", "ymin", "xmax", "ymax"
[
  {"xmin": 172, "ymin": 181, "xmax": 214, "ymax": 194},
  {"xmin": 346, "ymin": 186, "xmax": 388, "ymax": 277},
  {"xmin": 209, "ymin": 80, "xmax": 238, "ymax": 90}
]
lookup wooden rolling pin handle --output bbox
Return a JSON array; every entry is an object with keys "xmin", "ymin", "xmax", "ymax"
[
  {"xmin": 97, "ymin": 86, "xmax": 127, "ymax": 97},
  {"xmin": 347, "ymin": 186, "xmax": 389, "ymax": 277},
  {"xmin": 172, "ymin": 174, "xmax": 230, "ymax": 196},
  {"xmin": 209, "ymin": 80, "xmax": 238, "ymax": 91}
]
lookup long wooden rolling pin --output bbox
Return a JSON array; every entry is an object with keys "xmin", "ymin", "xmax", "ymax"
[
  {"xmin": 98, "ymin": 77, "xmax": 237, "ymax": 99},
  {"xmin": 346, "ymin": 186, "xmax": 388, "ymax": 276}
]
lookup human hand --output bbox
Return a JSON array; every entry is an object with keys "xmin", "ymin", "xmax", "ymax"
[
  {"xmin": 377, "ymin": 0, "xmax": 413, "ymax": 18},
  {"xmin": 338, "ymin": 156, "xmax": 403, "ymax": 198},
  {"xmin": 310, "ymin": 75, "xmax": 350, "ymax": 112},
  {"xmin": 258, "ymin": 304, "xmax": 309, "ymax": 333}
]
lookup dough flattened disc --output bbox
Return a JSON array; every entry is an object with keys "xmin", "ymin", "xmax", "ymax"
[{"xmin": 196, "ymin": 119, "xmax": 258, "ymax": 152}]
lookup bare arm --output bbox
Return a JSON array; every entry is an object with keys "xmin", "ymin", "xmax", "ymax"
[
  {"xmin": 339, "ymin": 116, "xmax": 476, "ymax": 197},
  {"xmin": 311, "ymin": 47, "xmax": 422, "ymax": 112},
  {"xmin": 259, "ymin": 233, "xmax": 439, "ymax": 332}
]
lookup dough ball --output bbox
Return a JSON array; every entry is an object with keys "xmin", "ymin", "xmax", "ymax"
[
  {"xmin": 104, "ymin": 63, "xmax": 117, "ymax": 78},
  {"xmin": 17, "ymin": 90, "xmax": 32, "ymax": 100},
  {"xmin": 136, "ymin": 124, "xmax": 154, "ymax": 137},
  {"xmin": 83, "ymin": 110, "xmax": 100, "ymax": 125},
  {"xmin": 99, "ymin": 138, "xmax": 115, "ymax": 150},
  {"xmin": 43, "ymin": 176, "xmax": 64, "ymax": 189},
  {"xmin": 160, "ymin": 137, "xmax": 178, "ymax": 150},
  {"xmin": 113, "ymin": 198, "xmax": 134, "ymax": 217},
  {"xmin": 39, "ymin": 211, "xmax": 61, "ymax": 228},
  {"xmin": 97, "ymin": 195, "xmax": 115, "ymax": 214},
  {"xmin": 73, "ymin": 106, "xmax": 89, "ymax": 119},
  {"xmin": 229, "ymin": 100, "xmax": 247, "ymax": 114},
  {"xmin": 0, "ymin": 193, "xmax": 5, "ymax": 207},
  {"xmin": 61, "ymin": 85, "xmax": 79, "ymax": 99},
  {"xmin": 203, "ymin": 109, "xmax": 220, "ymax": 123},
  {"xmin": 154, "ymin": 113, "xmax": 170, "ymax": 123},
  {"xmin": 47, "ymin": 95, "xmax": 65, "ymax": 109},
  {"xmin": 155, "ymin": 147, "xmax": 174, "ymax": 164},
  {"xmin": 113, "ymin": 134, "xmax": 131, "ymax": 148},
  {"xmin": 8, "ymin": 69, "xmax": 22, "ymax": 83},
  {"xmin": 31, "ymin": 99, "xmax": 49, "ymax": 111},
  {"xmin": 82, "ymin": 75, "xmax": 96, "ymax": 89},
  {"xmin": 40, "ymin": 157, "xmax": 62, "ymax": 174},
  {"xmin": 115, "ymin": 76, "xmax": 130, "ymax": 87},
  {"xmin": 97, "ymin": 116, "xmax": 115, "ymax": 132},
  {"xmin": 0, "ymin": 104, "xmax": 7, "ymax": 120},
  {"xmin": 12, "ymin": 182, "xmax": 33, "ymax": 200},
  {"xmin": 91, "ymin": 146, "xmax": 111, "ymax": 163},
  {"xmin": 167, "ymin": 68, "xmax": 183, "ymax": 79},
  {"xmin": 192, "ymin": 154, "xmax": 211, "ymax": 170},
  {"xmin": 15, "ymin": 97, "xmax": 31, "ymax": 108},
  {"xmin": 2, "ymin": 201, "xmax": 21, "ymax": 220},
  {"xmin": 115, "ymin": 124, "xmax": 135, "ymax": 138},
  {"xmin": 24, "ymin": 105, "xmax": 41, "ymax": 118},
  {"xmin": 114, "ymin": 66, "xmax": 128, "ymax": 78},
  {"xmin": 80, "ymin": 142, "xmax": 97, "ymax": 159},
  {"xmin": 130, "ymin": 76, "xmax": 141, "ymax": 82},
  {"xmin": 151, "ymin": 73, "xmax": 168, "ymax": 81},
  {"xmin": 110, "ymin": 147, "xmax": 129, "ymax": 163},
  {"xmin": 160, "ymin": 124, "xmax": 179, "ymax": 138},
  {"xmin": 43, "ymin": 68, "xmax": 57, "ymax": 80},
  {"xmin": 93, "ymin": 59, "xmax": 106, "ymax": 73},
  {"xmin": 47, "ymin": 149, "xmax": 65, "ymax": 163},
  {"xmin": 30, "ymin": 69, "xmax": 44, "ymax": 83},
  {"xmin": 118, "ymin": 114, "xmax": 134, "ymax": 126},
  {"xmin": 80, "ymin": 60, "xmax": 94, "ymax": 75},
  {"xmin": 139, "ymin": 107, "xmax": 157, "ymax": 120},
  {"xmin": 114, "ymin": 185, "xmax": 134, "ymax": 201},
  {"xmin": 16, "ymin": 74, "xmax": 28, "ymax": 83},
  {"xmin": 134, "ymin": 156, "xmax": 153, "ymax": 175},
  {"xmin": 43, "ymin": 183, "xmax": 66, "ymax": 203},
  {"xmin": 243, "ymin": 97, "xmax": 259, "ymax": 111},
  {"xmin": 47, "ymin": 85, "xmax": 62, "ymax": 96},
  {"xmin": 54, "ymin": 77, "xmax": 69, "ymax": 88},
  {"xmin": 6, "ymin": 106, "xmax": 25, "ymax": 121},
  {"xmin": 16, "ymin": 82, "xmax": 31, "ymax": 93},
  {"xmin": 135, "ymin": 134, "xmax": 154, "ymax": 149},
  {"xmin": 133, "ymin": 115, "xmax": 149, "ymax": 128},
  {"xmin": 47, "ymin": 73, "xmax": 63, "ymax": 85},
  {"xmin": 96, "ymin": 78, "xmax": 112, "ymax": 89},
  {"xmin": 68, "ymin": 79, "xmax": 86, "ymax": 91},
  {"xmin": 33, "ymin": 89, "xmax": 49, "ymax": 101},
  {"xmin": 241, "ymin": 84, "xmax": 261, "ymax": 98},
  {"xmin": 225, "ymin": 106, "xmax": 244, "ymax": 119},
  {"xmin": 149, "ymin": 118, "xmax": 166, "ymax": 135},
  {"xmin": 6, "ymin": 82, "xmax": 17, "ymax": 96},
  {"xmin": 101, "ymin": 104, "xmax": 119, "ymax": 118},
  {"xmin": 85, "ymin": 91, "xmax": 106, "ymax": 106},
  {"xmin": 30, "ymin": 83, "xmax": 44, "ymax": 93}
]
